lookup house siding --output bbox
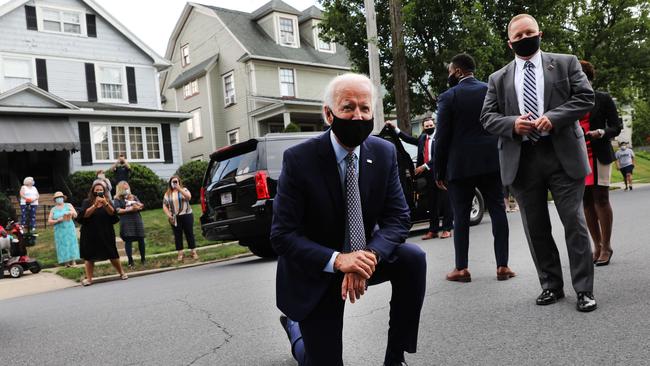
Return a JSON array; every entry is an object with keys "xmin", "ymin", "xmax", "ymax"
[
  {"xmin": 176, "ymin": 76, "xmax": 213, "ymax": 162},
  {"xmin": 253, "ymin": 60, "xmax": 340, "ymax": 100}
]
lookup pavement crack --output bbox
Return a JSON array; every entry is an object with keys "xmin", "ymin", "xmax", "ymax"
[{"xmin": 176, "ymin": 297, "xmax": 233, "ymax": 365}]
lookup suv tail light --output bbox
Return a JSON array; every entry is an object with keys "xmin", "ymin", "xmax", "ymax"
[
  {"xmin": 200, "ymin": 187, "xmax": 207, "ymax": 213},
  {"xmin": 255, "ymin": 170, "xmax": 270, "ymax": 200}
]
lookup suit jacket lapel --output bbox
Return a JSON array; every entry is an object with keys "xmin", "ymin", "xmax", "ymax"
[
  {"xmin": 317, "ymin": 133, "xmax": 344, "ymax": 216},
  {"xmin": 542, "ymin": 52, "xmax": 556, "ymax": 112},
  {"xmin": 358, "ymin": 139, "xmax": 375, "ymax": 219},
  {"xmin": 503, "ymin": 61, "xmax": 517, "ymax": 115}
]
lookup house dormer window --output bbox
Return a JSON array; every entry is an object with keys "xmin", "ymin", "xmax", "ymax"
[
  {"xmin": 39, "ymin": 7, "xmax": 84, "ymax": 35},
  {"xmin": 278, "ymin": 17, "xmax": 297, "ymax": 47},
  {"xmin": 313, "ymin": 22, "xmax": 335, "ymax": 53},
  {"xmin": 181, "ymin": 44, "xmax": 191, "ymax": 67}
]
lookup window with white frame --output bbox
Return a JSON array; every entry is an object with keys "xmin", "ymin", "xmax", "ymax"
[
  {"xmin": 228, "ymin": 129, "xmax": 239, "ymax": 145},
  {"xmin": 186, "ymin": 109, "xmax": 202, "ymax": 141},
  {"xmin": 180, "ymin": 44, "xmax": 191, "ymax": 67},
  {"xmin": 40, "ymin": 7, "xmax": 83, "ymax": 35},
  {"xmin": 223, "ymin": 72, "xmax": 236, "ymax": 106},
  {"xmin": 183, "ymin": 79, "xmax": 199, "ymax": 98},
  {"xmin": 91, "ymin": 124, "xmax": 162, "ymax": 162},
  {"xmin": 314, "ymin": 26, "xmax": 335, "ymax": 52},
  {"xmin": 279, "ymin": 68, "xmax": 296, "ymax": 97},
  {"xmin": 2, "ymin": 57, "xmax": 33, "ymax": 91},
  {"xmin": 278, "ymin": 17, "xmax": 297, "ymax": 46},
  {"xmin": 98, "ymin": 65, "xmax": 124, "ymax": 101}
]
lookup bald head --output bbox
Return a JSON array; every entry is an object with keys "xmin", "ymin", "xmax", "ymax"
[{"xmin": 322, "ymin": 73, "xmax": 375, "ymax": 123}]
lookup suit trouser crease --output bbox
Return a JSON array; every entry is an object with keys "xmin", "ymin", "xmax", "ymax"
[
  {"xmin": 510, "ymin": 142, "xmax": 594, "ymax": 293},
  {"xmin": 297, "ymin": 243, "xmax": 426, "ymax": 366}
]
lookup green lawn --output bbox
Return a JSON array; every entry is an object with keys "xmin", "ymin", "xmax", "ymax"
[
  {"xmin": 28, "ymin": 204, "xmax": 226, "ymax": 268},
  {"xmin": 611, "ymin": 150, "xmax": 650, "ymax": 184}
]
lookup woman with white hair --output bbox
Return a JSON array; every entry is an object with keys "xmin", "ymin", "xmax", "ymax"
[{"xmin": 19, "ymin": 176, "xmax": 39, "ymax": 231}]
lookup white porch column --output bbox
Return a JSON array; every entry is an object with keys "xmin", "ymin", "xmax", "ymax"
[{"xmin": 283, "ymin": 112, "xmax": 291, "ymax": 128}]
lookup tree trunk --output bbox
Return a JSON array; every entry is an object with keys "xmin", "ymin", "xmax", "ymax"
[{"xmin": 389, "ymin": 0, "xmax": 410, "ymax": 133}]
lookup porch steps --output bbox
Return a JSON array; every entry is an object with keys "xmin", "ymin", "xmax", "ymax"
[{"xmin": 9, "ymin": 194, "xmax": 55, "ymax": 229}]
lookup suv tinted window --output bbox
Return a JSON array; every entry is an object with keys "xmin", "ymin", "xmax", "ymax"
[
  {"xmin": 208, "ymin": 150, "xmax": 258, "ymax": 184},
  {"xmin": 266, "ymin": 138, "xmax": 309, "ymax": 178}
]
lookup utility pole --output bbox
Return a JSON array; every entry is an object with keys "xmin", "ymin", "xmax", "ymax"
[
  {"xmin": 388, "ymin": 0, "xmax": 410, "ymax": 133},
  {"xmin": 364, "ymin": 0, "xmax": 384, "ymax": 132}
]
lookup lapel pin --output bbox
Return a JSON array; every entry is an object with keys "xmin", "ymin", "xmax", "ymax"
[
  {"xmin": 547, "ymin": 64, "xmax": 555, "ymax": 70},
  {"xmin": 366, "ymin": 159, "xmax": 373, "ymax": 164}
]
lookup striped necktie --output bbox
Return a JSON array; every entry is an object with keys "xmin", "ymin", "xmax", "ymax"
[{"xmin": 523, "ymin": 61, "xmax": 541, "ymax": 142}]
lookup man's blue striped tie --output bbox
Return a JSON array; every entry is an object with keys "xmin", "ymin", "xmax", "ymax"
[{"xmin": 523, "ymin": 61, "xmax": 541, "ymax": 142}]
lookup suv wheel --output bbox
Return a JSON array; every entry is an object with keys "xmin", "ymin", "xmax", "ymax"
[
  {"xmin": 469, "ymin": 189, "xmax": 485, "ymax": 226},
  {"xmin": 243, "ymin": 238, "xmax": 278, "ymax": 258}
]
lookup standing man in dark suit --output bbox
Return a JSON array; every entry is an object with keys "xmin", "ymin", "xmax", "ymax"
[
  {"xmin": 434, "ymin": 53, "xmax": 515, "ymax": 283},
  {"xmin": 272, "ymin": 73, "xmax": 427, "ymax": 366},
  {"xmin": 387, "ymin": 117, "xmax": 453, "ymax": 240},
  {"xmin": 481, "ymin": 14, "xmax": 597, "ymax": 312}
]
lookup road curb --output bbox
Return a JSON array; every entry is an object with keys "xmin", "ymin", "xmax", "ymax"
[{"xmin": 76, "ymin": 252, "xmax": 256, "ymax": 286}]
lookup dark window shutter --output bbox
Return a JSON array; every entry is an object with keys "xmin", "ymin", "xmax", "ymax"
[
  {"xmin": 161, "ymin": 123, "xmax": 173, "ymax": 164},
  {"xmin": 126, "ymin": 66, "xmax": 138, "ymax": 104},
  {"xmin": 84, "ymin": 63, "xmax": 97, "ymax": 102},
  {"xmin": 25, "ymin": 6, "xmax": 37, "ymax": 30},
  {"xmin": 86, "ymin": 14, "xmax": 97, "ymax": 37},
  {"xmin": 78, "ymin": 122, "xmax": 93, "ymax": 166},
  {"xmin": 35, "ymin": 59, "xmax": 48, "ymax": 91}
]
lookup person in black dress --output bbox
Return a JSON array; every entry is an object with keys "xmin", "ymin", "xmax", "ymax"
[{"xmin": 78, "ymin": 182, "xmax": 127, "ymax": 286}]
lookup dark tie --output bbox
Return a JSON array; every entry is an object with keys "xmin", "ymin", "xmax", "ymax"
[
  {"xmin": 345, "ymin": 152, "xmax": 366, "ymax": 252},
  {"xmin": 523, "ymin": 61, "xmax": 541, "ymax": 142}
]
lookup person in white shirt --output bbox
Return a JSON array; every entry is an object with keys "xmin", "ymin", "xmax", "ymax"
[{"xmin": 19, "ymin": 176, "xmax": 39, "ymax": 231}]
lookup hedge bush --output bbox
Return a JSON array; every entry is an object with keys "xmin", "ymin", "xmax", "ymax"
[
  {"xmin": 66, "ymin": 164, "xmax": 165, "ymax": 209},
  {"xmin": 0, "ymin": 192, "xmax": 16, "ymax": 226},
  {"xmin": 283, "ymin": 122, "xmax": 301, "ymax": 132},
  {"xmin": 175, "ymin": 160, "xmax": 209, "ymax": 204}
]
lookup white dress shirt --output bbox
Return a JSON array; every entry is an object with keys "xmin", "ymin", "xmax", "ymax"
[
  {"xmin": 395, "ymin": 126, "xmax": 434, "ymax": 169},
  {"xmin": 513, "ymin": 51, "xmax": 549, "ymax": 137}
]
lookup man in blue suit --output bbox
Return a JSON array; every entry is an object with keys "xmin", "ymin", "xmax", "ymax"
[
  {"xmin": 271, "ymin": 73, "xmax": 427, "ymax": 366},
  {"xmin": 434, "ymin": 53, "xmax": 515, "ymax": 283}
]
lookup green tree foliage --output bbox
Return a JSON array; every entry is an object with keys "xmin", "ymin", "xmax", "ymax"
[
  {"xmin": 319, "ymin": 0, "xmax": 650, "ymax": 113},
  {"xmin": 632, "ymin": 99, "xmax": 650, "ymax": 146},
  {"xmin": 0, "ymin": 192, "xmax": 16, "ymax": 225},
  {"xmin": 283, "ymin": 122, "xmax": 301, "ymax": 132},
  {"xmin": 175, "ymin": 160, "xmax": 209, "ymax": 204}
]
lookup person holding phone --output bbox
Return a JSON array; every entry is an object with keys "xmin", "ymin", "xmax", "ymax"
[
  {"xmin": 77, "ymin": 182, "xmax": 127, "ymax": 286},
  {"xmin": 162, "ymin": 176, "xmax": 197, "ymax": 261}
]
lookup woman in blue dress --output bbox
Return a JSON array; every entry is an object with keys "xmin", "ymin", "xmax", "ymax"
[{"xmin": 47, "ymin": 191, "xmax": 80, "ymax": 267}]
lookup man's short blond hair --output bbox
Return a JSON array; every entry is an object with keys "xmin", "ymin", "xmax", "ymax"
[{"xmin": 507, "ymin": 14, "xmax": 539, "ymax": 38}]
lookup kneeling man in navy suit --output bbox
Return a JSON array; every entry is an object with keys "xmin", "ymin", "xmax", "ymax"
[{"xmin": 271, "ymin": 73, "xmax": 427, "ymax": 366}]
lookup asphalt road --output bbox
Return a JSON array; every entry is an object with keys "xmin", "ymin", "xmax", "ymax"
[{"xmin": 2, "ymin": 186, "xmax": 650, "ymax": 366}]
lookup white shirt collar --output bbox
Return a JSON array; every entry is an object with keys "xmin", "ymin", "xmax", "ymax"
[{"xmin": 514, "ymin": 50, "xmax": 542, "ymax": 71}]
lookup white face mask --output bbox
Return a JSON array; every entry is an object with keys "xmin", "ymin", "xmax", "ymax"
[
  {"xmin": 98, "ymin": 174, "xmax": 105, "ymax": 179},
  {"xmin": 55, "ymin": 197, "xmax": 64, "ymax": 204}
]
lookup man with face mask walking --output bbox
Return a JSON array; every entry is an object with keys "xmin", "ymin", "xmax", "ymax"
[
  {"xmin": 386, "ymin": 117, "xmax": 453, "ymax": 240},
  {"xmin": 434, "ymin": 53, "xmax": 514, "ymax": 283},
  {"xmin": 272, "ymin": 73, "xmax": 426, "ymax": 366},
  {"xmin": 481, "ymin": 14, "xmax": 597, "ymax": 312}
]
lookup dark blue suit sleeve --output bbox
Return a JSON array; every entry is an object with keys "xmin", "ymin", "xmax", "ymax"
[
  {"xmin": 270, "ymin": 149, "xmax": 335, "ymax": 274},
  {"xmin": 434, "ymin": 90, "xmax": 453, "ymax": 180},
  {"xmin": 398, "ymin": 131, "xmax": 420, "ymax": 146},
  {"xmin": 366, "ymin": 145, "xmax": 411, "ymax": 261}
]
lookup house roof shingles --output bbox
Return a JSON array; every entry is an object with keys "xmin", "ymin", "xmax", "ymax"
[
  {"xmin": 167, "ymin": 54, "xmax": 219, "ymax": 89},
  {"xmin": 251, "ymin": 0, "xmax": 301, "ymax": 20},
  {"xmin": 298, "ymin": 5, "xmax": 323, "ymax": 23},
  {"xmin": 201, "ymin": 4, "xmax": 350, "ymax": 69}
]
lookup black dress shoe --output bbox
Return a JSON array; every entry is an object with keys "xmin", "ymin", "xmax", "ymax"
[
  {"xmin": 577, "ymin": 292, "xmax": 597, "ymax": 312},
  {"xmin": 384, "ymin": 361, "xmax": 408, "ymax": 366},
  {"xmin": 536, "ymin": 289, "xmax": 565, "ymax": 305},
  {"xmin": 279, "ymin": 315, "xmax": 290, "ymax": 340}
]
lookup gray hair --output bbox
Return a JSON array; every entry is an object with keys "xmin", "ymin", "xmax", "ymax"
[
  {"xmin": 322, "ymin": 73, "xmax": 377, "ymax": 121},
  {"xmin": 23, "ymin": 176, "xmax": 34, "ymax": 186}
]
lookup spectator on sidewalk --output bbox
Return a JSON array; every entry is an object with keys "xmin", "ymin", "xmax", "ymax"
[
  {"xmin": 93, "ymin": 170, "xmax": 113, "ymax": 201},
  {"xmin": 163, "ymin": 176, "xmax": 198, "ymax": 261},
  {"xmin": 114, "ymin": 181, "xmax": 146, "ymax": 268},
  {"xmin": 111, "ymin": 154, "xmax": 131, "ymax": 184},
  {"xmin": 47, "ymin": 192, "xmax": 79, "ymax": 267},
  {"xmin": 579, "ymin": 60, "xmax": 622, "ymax": 266},
  {"xmin": 615, "ymin": 142, "xmax": 635, "ymax": 191},
  {"xmin": 77, "ymin": 182, "xmax": 127, "ymax": 286},
  {"xmin": 19, "ymin": 177, "xmax": 39, "ymax": 232}
]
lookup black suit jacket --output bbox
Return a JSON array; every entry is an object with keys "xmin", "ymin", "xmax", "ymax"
[
  {"xmin": 585, "ymin": 91, "xmax": 622, "ymax": 164},
  {"xmin": 270, "ymin": 132, "xmax": 410, "ymax": 321},
  {"xmin": 398, "ymin": 131, "xmax": 435, "ymax": 180},
  {"xmin": 434, "ymin": 77, "xmax": 500, "ymax": 181}
]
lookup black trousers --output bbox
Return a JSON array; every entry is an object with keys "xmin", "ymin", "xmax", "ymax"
[
  {"xmin": 297, "ymin": 243, "xmax": 427, "ymax": 366},
  {"xmin": 447, "ymin": 173, "xmax": 509, "ymax": 270},
  {"xmin": 426, "ymin": 180, "xmax": 453, "ymax": 232},
  {"xmin": 123, "ymin": 236, "xmax": 146, "ymax": 264},
  {"xmin": 172, "ymin": 213, "xmax": 196, "ymax": 251}
]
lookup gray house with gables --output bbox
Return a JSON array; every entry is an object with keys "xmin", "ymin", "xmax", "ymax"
[
  {"xmin": 0, "ymin": 0, "xmax": 189, "ymax": 194},
  {"xmin": 161, "ymin": 1, "xmax": 351, "ymax": 162}
]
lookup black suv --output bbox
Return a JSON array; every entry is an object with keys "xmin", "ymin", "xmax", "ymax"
[{"xmin": 200, "ymin": 130, "xmax": 484, "ymax": 258}]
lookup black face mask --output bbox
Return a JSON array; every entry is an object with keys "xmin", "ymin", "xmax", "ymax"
[
  {"xmin": 424, "ymin": 127, "xmax": 435, "ymax": 135},
  {"xmin": 447, "ymin": 74, "xmax": 459, "ymax": 87},
  {"xmin": 511, "ymin": 35, "xmax": 541, "ymax": 58},
  {"xmin": 329, "ymin": 111, "xmax": 374, "ymax": 148}
]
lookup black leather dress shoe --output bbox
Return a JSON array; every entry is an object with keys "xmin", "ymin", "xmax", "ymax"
[
  {"xmin": 576, "ymin": 292, "xmax": 597, "ymax": 312},
  {"xmin": 384, "ymin": 361, "xmax": 408, "ymax": 366},
  {"xmin": 279, "ymin": 315, "xmax": 290, "ymax": 340},
  {"xmin": 536, "ymin": 289, "xmax": 565, "ymax": 305}
]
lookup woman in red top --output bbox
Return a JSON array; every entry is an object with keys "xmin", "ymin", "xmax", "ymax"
[{"xmin": 579, "ymin": 61, "xmax": 622, "ymax": 266}]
